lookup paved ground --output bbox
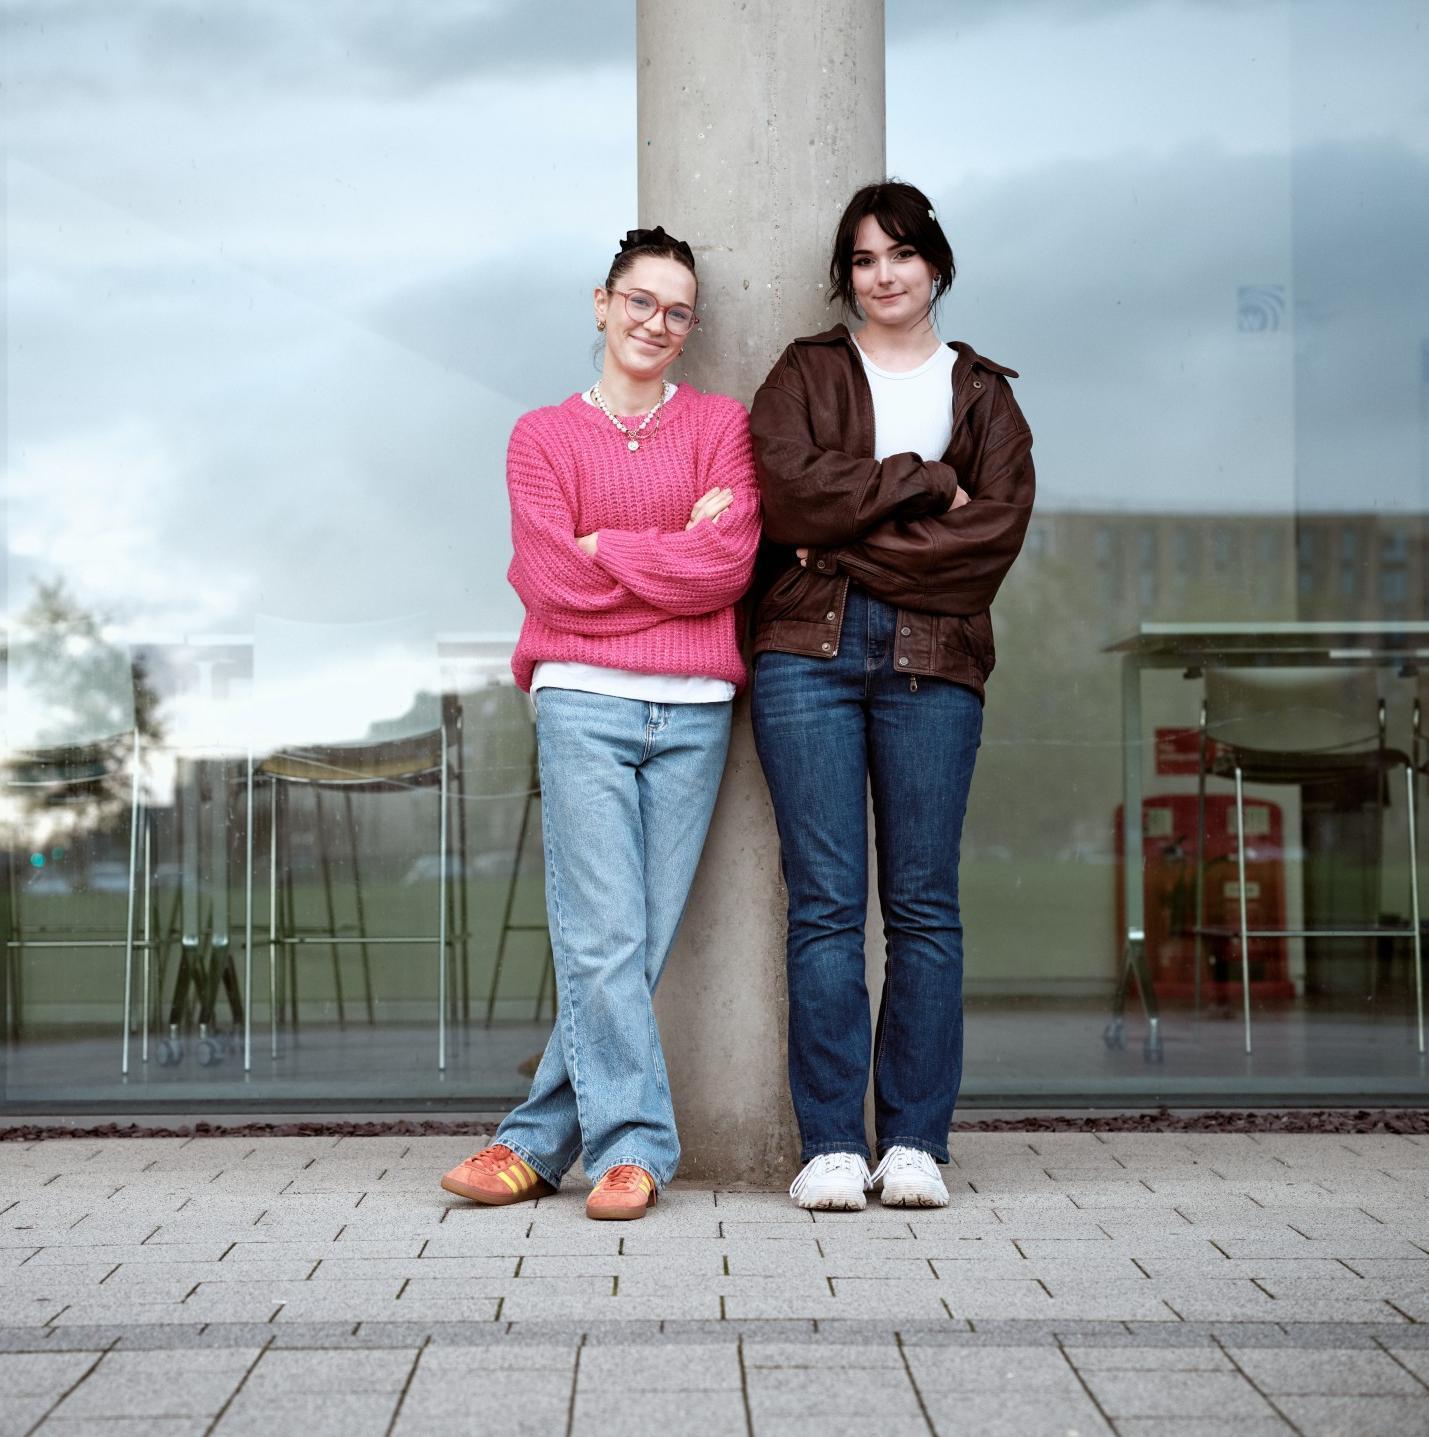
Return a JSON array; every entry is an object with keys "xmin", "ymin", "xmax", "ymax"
[{"xmin": 2, "ymin": 1133, "xmax": 1428, "ymax": 1436}]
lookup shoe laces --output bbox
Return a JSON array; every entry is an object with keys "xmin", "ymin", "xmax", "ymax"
[
  {"xmin": 464, "ymin": 1144, "xmax": 520, "ymax": 1173},
  {"xmin": 789, "ymin": 1151, "xmax": 871, "ymax": 1200},
  {"xmin": 596, "ymin": 1164, "xmax": 652, "ymax": 1193},
  {"xmin": 871, "ymin": 1146, "xmax": 939, "ymax": 1183}
]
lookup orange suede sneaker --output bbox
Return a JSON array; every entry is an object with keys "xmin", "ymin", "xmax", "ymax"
[
  {"xmin": 440, "ymin": 1144, "xmax": 554, "ymax": 1205},
  {"xmin": 586, "ymin": 1164, "xmax": 657, "ymax": 1221}
]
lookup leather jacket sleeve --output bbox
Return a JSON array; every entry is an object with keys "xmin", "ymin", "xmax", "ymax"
[
  {"xmin": 750, "ymin": 347, "xmax": 960, "ymax": 548},
  {"xmin": 827, "ymin": 378, "xmax": 1035, "ymax": 616}
]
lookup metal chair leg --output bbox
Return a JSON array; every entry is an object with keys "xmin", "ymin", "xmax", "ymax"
[
  {"xmin": 438, "ymin": 723, "xmax": 449, "ymax": 1072},
  {"xmin": 1234, "ymin": 765, "xmax": 1253, "ymax": 1056},
  {"xmin": 141, "ymin": 813, "xmax": 152, "ymax": 1064},
  {"xmin": 244, "ymin": 750, "xmax": 254, "ymax": 1072},
  {"xmin": 342, "ymin": 789, "xmax": 375, "ymax": 1026},
  {"xmin": 1194, "ymin": 710, "xmax": 1207, "ymax": 1016},
  {"xmin": 1406, "ymin": 765, "xmax": 1423, "ymax": 1055},
  {"xmin": 313, "ymin": 788, "xmax": 346, "ymax": 1030},
  {"xmin": 454, "ymin": 703, "xmax": 471, "ymax": 1026},
  {"xmin": 269, "ymin": 777, "xmax": 279, "ymax": 1057},
  {"xmin": 121, "ymin": 730, "xmax": 141, "ymax": 1076}
]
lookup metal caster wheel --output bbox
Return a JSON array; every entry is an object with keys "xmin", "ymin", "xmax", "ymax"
[
  {"xmin": 1103, "ymin": 1020, "xmax": 1126, "ymax": 1050},
  {"xmin": 156, "ymin": 1038, "xmax": 183, "ymax": 1067},
  {"xmin": 196, "ymin": 1038, "xmax": 221, "ymax": 1067}
]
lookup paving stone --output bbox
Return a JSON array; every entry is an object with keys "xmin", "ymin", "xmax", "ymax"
[
  {"xmin": 741, "ymin": 1341, "xmax": 904, "ymax": 1370},
  {"xmin": 572, "ymin": 1389, "xmax": 746, "ymax": 1437},
  {"xmin": 917, "ymin": 1388, "xmax": 1115, "ymax": 1436},
  {"xmin": 1082, "ymin": 1370, "xmax": 1279, "ymax": 1418},
  {"xmin": 225, "ymin": 1238, "xmax": 428, "ymax": 1262},
  {"xmin": 1063, "ymin": 1344, "xmax": 1234, "ymax": 1371},
  {"xmin": 745, "ymin": 1370, "xmax": 922, "ymax": 1414},
  {"xmin": 1273, "ymin": 1394, "xmax": 1429, "ymax": 1436},
  {"xmin": 241, "ymin": 1347, "xmax": 414, "ymax": 1394},
  {"xmin": 1112, "ymin": 1420, "xmax": 1296, "ymax": 1436},
  {"xmin": 395, "ymin": 1382, "xmax": 570, "ymax": 1423},
  {"xmin": 212, "ymin": 1390, "xmax": 398, "ymax": 1437},
  {"xmin": 51, "ymin": 1367, "xmax": 243, "ymax": 1418},
  {"xmin": 25, "ymin": 1243, "xmax": 234, "ymax": 1266},
  {"xmin": 0, "ymin": 1393, "xmax": 55, "ymax": 1436},
  {"xmin": 575, "ymin": 1342, "xmax": 741, "ymax": 1390},
  {"xmin": 904, "ymin": 1344, "xmax": 1083, "ymax": 1392},
  {"xmin": 0, "ymin": 1349, "xmax": 99, "ymax": 1395},
  {"xmin": 416, "ymin": 1341, "xmax": 576, "ymax": 1371},
  {"xmin": 1380, "ymin": 1345, "xmax": 1429, "ymax": 1384},
  {"xmin": 1229, "ymin": 1347, "xmax": 1426, "ymax": 1395},
  {"xmin": 32, "ymin": 1420, "xmax": 209, "ymax": 1437}
]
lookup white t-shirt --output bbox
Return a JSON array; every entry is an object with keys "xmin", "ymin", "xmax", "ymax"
[
  {"xmin": 529, "ymin": 384, "xmax": 736, "ymax": 706},
  {"xmin": 855, "ymin": 340, "xmax": 956, "ymax": 462}
]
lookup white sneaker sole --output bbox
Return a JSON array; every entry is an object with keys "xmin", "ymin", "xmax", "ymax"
[
  {"xmin": 793, "ymin": 1184, "xmax": 868, "ymax": 1212},
  {"xmin": 879, "ymin": 1182, "xmax": 948, "ymax": 1208}
]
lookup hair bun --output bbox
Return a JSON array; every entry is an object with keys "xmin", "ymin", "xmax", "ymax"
[{"xmin": 618, "ymin": 225, "xmax": 695, "ymax": 266}]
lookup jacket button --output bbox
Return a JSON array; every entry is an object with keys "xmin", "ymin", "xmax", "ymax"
[
  {"xmin": 898, "ymin": 657, "xmax": 909, "ymax": 666},
  {"xmin": 900, "ymin": 626, "xmax": 911, "ymax": 636},
  {"xmin": 972, "ymin": 379, "xmax": 983, "ymax": 389},
  {"xmin": 821, "ymin": 642, "xmax": 832, "ymax": 652},
  {"xmin": 825, "ymin": 611, "xmax": 836, "ymax": 622},
  {"xmin": 815, "ymin": 559, "xmax": 827, "ymax": 570}
]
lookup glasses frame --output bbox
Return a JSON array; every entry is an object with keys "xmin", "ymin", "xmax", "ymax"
[{"xmin": 607, "ymin": 286, "xmax": 700, "ymax": 336}]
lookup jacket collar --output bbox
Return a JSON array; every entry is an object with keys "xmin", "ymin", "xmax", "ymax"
[{"xmin": 795, "ymin": 322, "xmax": 1018, "ymax": 379}]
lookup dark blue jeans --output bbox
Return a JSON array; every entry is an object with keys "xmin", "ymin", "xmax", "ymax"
[{"xmin": 751, "ymin": 586, "xmax": 982, "ymax": 1164}]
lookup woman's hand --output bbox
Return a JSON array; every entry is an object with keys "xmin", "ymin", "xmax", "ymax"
[
  {"xmin": 687, "ymin": 487, "xmax": 734, "ymax": 529},
  {"xmin": 576, "ymin": 532, "xmax": 599, "ymax": 557},
  {"xmin": 795, "ymin": 486, "xmax": 969, "ymax": 566}
]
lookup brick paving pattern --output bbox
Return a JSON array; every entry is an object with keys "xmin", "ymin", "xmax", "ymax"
[{"xmin": 1, "ymin": 1132, "xmax": 1427, "ymax": 1434}]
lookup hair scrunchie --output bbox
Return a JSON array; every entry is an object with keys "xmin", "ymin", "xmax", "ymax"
[{"xmin": 618, "ymin": 225, "xmax": 695, "ymax": 266}]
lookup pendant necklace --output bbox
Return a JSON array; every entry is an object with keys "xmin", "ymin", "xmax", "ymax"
[{"xmin": 590, "ymin": 382, "xmax": 669, "ymax": 451}]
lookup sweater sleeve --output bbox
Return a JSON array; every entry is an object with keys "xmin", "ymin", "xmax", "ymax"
[
  {"xmin": 506, "ymin": 417, "xmax": 670, "ymax": 637},
  {"xmin": 589, "ymin": 401, "xmax": 762, "ymax": 616},
  {"xmin": 749, "ymin": 346, "xmax": 960, "ymax": 548}
]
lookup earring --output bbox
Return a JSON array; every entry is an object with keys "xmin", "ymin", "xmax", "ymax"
[{"xmin": 597, "ymin": 320, "xmax": 606, "ymax": 332}]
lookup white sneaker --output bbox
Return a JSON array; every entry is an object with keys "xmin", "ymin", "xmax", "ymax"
[
  {"xmin": 788, "ymin": 1152, "xmax": 871, "ymax": 1211},
  {"xmin": 871, "ymin": 1146, "xmax": 949, "ymax": 1208}
]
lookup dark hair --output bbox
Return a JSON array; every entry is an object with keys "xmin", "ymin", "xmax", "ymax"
[
  {"xmin": 828, "ymin": 180, "xmax": 955, "ymax": 316},
  {"xmin": 604, "ymin": 225, "xmax": 698, "ymax": 291}
]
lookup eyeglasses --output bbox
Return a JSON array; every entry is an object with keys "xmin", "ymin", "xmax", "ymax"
[{"xmin": 609, "ymin": 287, "xmax": 699, "ymax": 336}]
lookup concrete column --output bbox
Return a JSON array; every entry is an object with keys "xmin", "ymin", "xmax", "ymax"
[{"xmin": 639, "ymin": 0, "xmax": 886, "ymax": 1183}]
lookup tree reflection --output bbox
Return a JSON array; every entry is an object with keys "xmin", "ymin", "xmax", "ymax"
[{"xmin": 4, "ymin": 578, "xmax": 163, "ymax": 869}]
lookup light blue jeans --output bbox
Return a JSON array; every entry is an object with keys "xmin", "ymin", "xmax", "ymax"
[{"xmin": 495, "ymin": 688, "xmax": 732, "ymax": 1191}]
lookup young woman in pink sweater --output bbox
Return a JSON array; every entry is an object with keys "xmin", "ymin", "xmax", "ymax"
[{"xmin": 439, "ymin": 227, "xmax": 761, "ymax": 1220}]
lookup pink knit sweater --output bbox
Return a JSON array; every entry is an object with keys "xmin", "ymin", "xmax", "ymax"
[{"xmin": 507, "ymin": 385, "xmax": 761, "ymax": 693}]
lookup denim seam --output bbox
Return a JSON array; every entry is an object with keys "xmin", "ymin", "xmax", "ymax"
[
  {"xmin": 877, "ymin": 1136, "xmax": 949, "ymax": 1163},
  {"xmin": 538, "ymin": 739, "xmax": 590, "ymax": 1174},
  {"xmin": 801, "ymin": 1138, "xmax": 871, "ymax": 1162},
  {"xmin": 493, "ymin": 1139, "xmax": 563, "ymax": 1190}
]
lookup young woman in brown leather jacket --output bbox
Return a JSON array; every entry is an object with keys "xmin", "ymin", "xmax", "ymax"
[{"xmin": 748, "ymin": 180, "xmax": 1035, "ymax": 1211}]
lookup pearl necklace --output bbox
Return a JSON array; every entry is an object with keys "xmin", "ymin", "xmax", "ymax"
[{"xmin": 589, "ymin": 382, "xmax": 670, "ymax": 451}]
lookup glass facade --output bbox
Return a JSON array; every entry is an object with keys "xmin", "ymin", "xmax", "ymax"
[
  {"xmin": 888, "ymin": 0, "xmax": 1429, "ymax": 1099},
  {"xmin": 1, "ymin": 0, "xmax": 635, "ymax": 1109},
  {"xmin": 2, "ymin": 0, "xmax": 1426, "ymax": 1112}
]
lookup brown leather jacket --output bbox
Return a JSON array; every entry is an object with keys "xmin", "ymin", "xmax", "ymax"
[{"xmin": 747, "ymin": 323, "xmax": 1035, "ymax": 702}]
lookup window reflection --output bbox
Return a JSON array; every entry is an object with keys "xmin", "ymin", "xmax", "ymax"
[
  {"xmin": 888, "ymin": 0, "xmax": 1428, "ymax": 1100},
  {"xmin": 2, "ymin": 0, "xmax": 634, "ymax": 1107}
]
